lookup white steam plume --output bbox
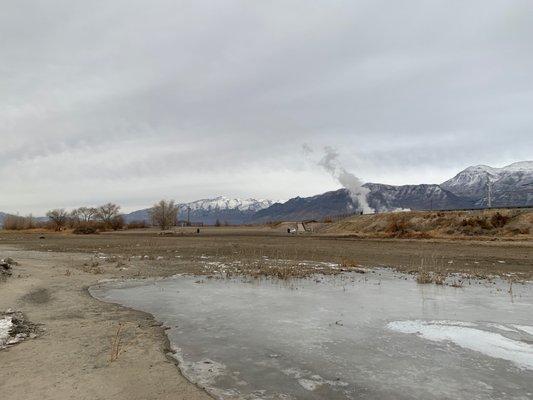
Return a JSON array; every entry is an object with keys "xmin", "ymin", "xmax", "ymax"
[{"xmin": 316, "ymin": 146, "xmax": 373, "ymax": 214}]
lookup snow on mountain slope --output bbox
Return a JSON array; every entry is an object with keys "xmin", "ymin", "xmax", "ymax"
[
  {"xmin": 183, "ymin": 197, "xmax": 274, "ymax": 212},
  {"xmin": 365, "ymin": 183, "xmax": 473, "ymax": 211},
  {"xmin": 501, "ymin": 161, "xmax": 533, "ymax": 172},
  {"xmin": 124, "ymin": 197, "xmax": 275, "ymax": 225},
  {"xmin": 442, "ymin": 161, "xmax": 533, "ymax": 206}
]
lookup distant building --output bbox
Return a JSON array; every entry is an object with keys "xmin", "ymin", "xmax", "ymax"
[{"xmin": 177, "ymin": 220, "xmax": 204, "ymax": 227}]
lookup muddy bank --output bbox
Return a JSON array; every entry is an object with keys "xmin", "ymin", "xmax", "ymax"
[{"xmin": 0, "ymin": 246, "xmax": 211, "ymax": 400}]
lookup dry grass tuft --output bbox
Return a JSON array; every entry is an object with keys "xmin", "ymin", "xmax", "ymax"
[
  {"xmin": 340, "ymin": 258, "xmax": 359, "ymax": 269},
  {"xmin": 109, "ymin": 323, "xmax": 126, "ymax": 362},
  {"xmin": 109, "ymin": 322, "xmax": 144, "ymax": 363},
  {"xmin": 81, "ymin": 264, "xmax": 104, "ymax": 274},
  {"xmin": 416, "ymin": 271, "xmax": 433, "ymax": 284}
]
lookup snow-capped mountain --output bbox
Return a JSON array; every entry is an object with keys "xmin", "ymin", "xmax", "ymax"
[
  {"xmin": 4, "ymin": 162, "xmax": 531, "ymax": 227},
  {"xmin": 252, "ymin": 161, "xmax": 532, "ymax": 222},
  {"xmin": 365, "ymin": 183, "xmax": 472, "ymax": 211},
  {"xmin": 124, "ymin": 197, "xmax": 274, "ymax": 225},
  {"xmin": 183, "ymin": 197, "xmax": 274, "ymax": 213},
  {"xmin": 252, "ymin": 184, "xmax": 471, "ymax": 223},
  {"xmin": 442, "ymin": 161, "xmax": 533, "ymax": 207}
]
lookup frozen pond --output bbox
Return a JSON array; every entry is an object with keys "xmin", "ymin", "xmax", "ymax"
[{"xmin": 90, "ymin": 270, "xmax": 533, "ymax": 399}]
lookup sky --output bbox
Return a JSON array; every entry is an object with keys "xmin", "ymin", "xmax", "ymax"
[{"xmin": 2, "ymin": 0, "xmax": 533, "ymax": 214}]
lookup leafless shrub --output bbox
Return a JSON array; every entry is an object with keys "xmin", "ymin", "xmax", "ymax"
[
  {"xmin": 96, "ymin": 203, "xmax": 123, "ymax": 230},
  {"xmin": 150, "ymin": 200, "xmax": 178, "ymax": 230},
  {"xmin": 46, "ymin": 209, "xmax": 69, "ymax": 231},
  {"xmin": 109, "ymin": 322, "xmax": 144, "ymax": 363},
  {"xmin": 460, "ymin": 216, "xmax": 491, "ymax": 230},
  {"xmin": 385, "ymin": 214, "xmax": 410, "ymax": 237},
  {"xmin": 490, "ymin": 212, "xmax": 509, "ymax": 228},
  {"xmin": 126, "ymin": 220, "xmax": 148, "ymax": 229},
  {"xmin": 73, "ymin": 224, "xmax": 99, "ymax": 235},
  {"xmin": 2, "ymin": 214, "xmax": 46, "ymax": 230},
  {"xmin": 72, "ymin": 207, "xmax": 98, "ymax": 223},
  {"xmin": 109, "ymin": 323, "xmax": 125, "ymax": 362}
]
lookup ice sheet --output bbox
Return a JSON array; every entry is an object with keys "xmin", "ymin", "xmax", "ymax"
[{"xmin": 387, "ymin": 320, "xmax": 533, "ymax": 370}]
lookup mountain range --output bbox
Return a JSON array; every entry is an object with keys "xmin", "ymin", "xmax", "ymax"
[
  {"xmin": 441, "ymin": 161, "xmax": 533, "ymax": 207},
  {"xmin": 124, "ymin": 197, "xmax": 275, "ymax": 225},
  {"xmin": 252, "ymin": 161, "xmax": 532, "ymax": 222},
  {"xmin": 1, "ymin": 162, "xmax": 531, "ymax": 226}
]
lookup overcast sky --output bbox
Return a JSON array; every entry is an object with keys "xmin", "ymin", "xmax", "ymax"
[{"xmin": 2, "ymin": 0, "xmax": 532, "ymax": 214}]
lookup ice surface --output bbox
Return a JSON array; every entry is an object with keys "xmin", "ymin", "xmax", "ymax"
[
  {"xmin": 91, "ymin": 270, "xmax": 533, "ymax": 399},
  {"xmin": 387, "ymin": 320, "xmax": 533, "ymax": 370},
  {"xmin": 514, "ymin": 325, "xmax": 533, "ymax": 336}
]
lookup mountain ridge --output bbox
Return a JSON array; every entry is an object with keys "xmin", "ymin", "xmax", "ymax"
[
  {"xmin": 123, "ymin": 197, "xmax": 275, "ymax": 225},
  {"xmin": 2, "ymin": 161, "xmax": 531, "ymax": 226}
]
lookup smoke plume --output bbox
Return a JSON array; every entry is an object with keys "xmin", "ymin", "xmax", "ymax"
[{"xmin": 317, "ymin": 146, "xmax": 373, "ymax": 214}]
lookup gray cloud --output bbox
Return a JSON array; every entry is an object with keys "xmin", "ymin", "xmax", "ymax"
[{"xmin": 1, "ymin": 0, "xmax": 532, "ymax": 214}]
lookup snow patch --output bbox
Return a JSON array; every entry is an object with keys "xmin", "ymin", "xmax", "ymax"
[
  {"xmin": 0, "ymin": 316, "xmax": 13, "ymax": 347},
  {"xmin": 387, "ymin": 320, "xmax": 533, "ymax": 370}
]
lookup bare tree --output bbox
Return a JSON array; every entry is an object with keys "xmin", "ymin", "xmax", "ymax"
[
  {"xmin": 27, "ymin": 213, "xmax": 35, "ymax": 229},
  {"xmin": 151, "ymin": 200, "xmax": 178, "ymax": 230},
  {"xmin": 46, "ymin": 209, "xmax": 69, "ymax": 231},
  {"xmin": 76, "ymin": 207, "xmax": 98, "ymax": 222},
  {"xmin": 96, "ymin": 203, "xmax": 121, "ymax": 227},
  {"xmin": 69, "ymin": 209, "xmax": 81, "ymax": 227}
]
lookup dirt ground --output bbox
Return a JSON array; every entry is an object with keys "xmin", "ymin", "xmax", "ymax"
[
  {"xmin": 0, "ymin": 246, "xmax": 211, "ymax": 400},
  {"xmin": 0, "ymin": 228, "xmax": 532, "ymax": 399},
  {"xmin": 2, "ymin": 227, "xmax": 532, "ymax": 278}
]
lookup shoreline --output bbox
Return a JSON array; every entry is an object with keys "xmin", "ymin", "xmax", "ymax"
[
  {"xmin": 84, "ymin": 281, "xmax": 219, "ymax": 399},
  {"xmin": 0, "ymin": 245, "xmax": 212, "ymax": 400},
  {"xmin": 85, "ymin": 267, "xmax": 533, "ymax": 399}
]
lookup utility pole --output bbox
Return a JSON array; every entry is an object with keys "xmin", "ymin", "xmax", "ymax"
[
  {"xmin": 486, "ymin": 176, "xmax": 492, "ymax": 208},
  {"xmin": 187, "ymin": 207, "xmax": 191, "ymax": 226}
]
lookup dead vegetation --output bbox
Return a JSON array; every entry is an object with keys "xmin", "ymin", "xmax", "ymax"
[
  {"xmin": 109, "ymin": 322, "xmax": 143, "ymax": 363},
  {"xmin": 109, "ymin": 323, "xmax": 125, "ymax": 362},
  {"xmin": 81, "ymin": 261, "xmax": 104, "ymax": 274},
  {"xmin": 2, "ymin": 226, "xmax": 532, "ymax": 280},
  {"xmin": 321, "ymin": 209, "xmax": 533, "ymax": 240},
  {"xmin": 416, "ymin": 270, "xmax": 433, "ymax": 284}
]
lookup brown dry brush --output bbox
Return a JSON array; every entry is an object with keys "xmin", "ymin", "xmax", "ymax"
[
  {"xmin": 416, "ymin": 270, "xmax": 433, "ymax": 284},
  {"xmin": 109, "ymin": 322, "xmax": 144, "ymax": 363}
]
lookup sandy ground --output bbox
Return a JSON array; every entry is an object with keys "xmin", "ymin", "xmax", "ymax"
[
  {"xmin": 0, "ymin": 245, "xmax": 211, "ymax": 400},
  {"xmin": 0, "ymin": 229, "xmax": 532, "ymax": 399}
]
